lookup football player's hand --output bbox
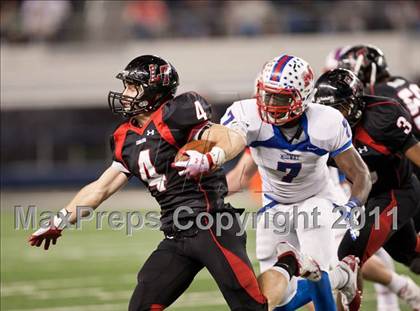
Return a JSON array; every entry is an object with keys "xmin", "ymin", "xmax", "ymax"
[
  {"xmin": 28, "ymin": 208, "xmax": 69, "ymax": 250},
  {"xmin": 172, "ymin": 150, "xmax": 213, "ymax": 178},
  {"xmin": 337, "ymin": 198, "xmax": 362, "ymax": 241}
]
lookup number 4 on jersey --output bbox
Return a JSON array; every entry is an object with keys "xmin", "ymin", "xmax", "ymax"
[
  {"xmin": 138, "ymin": 150, "xmax": 167, "ymax": 192},
  {"xmin": 194, "ymin": 100, "xmax": 208, "ymax": 121}
]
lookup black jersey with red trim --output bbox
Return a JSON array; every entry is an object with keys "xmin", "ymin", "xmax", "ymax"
[
  {"xmin": 109, "ymin": 91, "xmax": 228, "ymax": 232},
  {"xmin": 367, "ymin": 76, "xmax": 420, "ymax": 136},
  {"xmin": 353, "ymin": 95, "xmax": 418, "ymax": 196}
]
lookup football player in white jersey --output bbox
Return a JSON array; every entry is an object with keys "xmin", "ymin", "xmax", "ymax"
[{"xmin": 220, "ymin": 55, "xmax": 372, "ymax": 311}]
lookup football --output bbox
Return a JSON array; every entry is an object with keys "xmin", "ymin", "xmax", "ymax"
[{"xmin": 174, "ymin": 140, "xmax": 216, "ymax": 162}]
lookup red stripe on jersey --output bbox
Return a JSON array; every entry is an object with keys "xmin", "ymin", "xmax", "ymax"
[
  {"xmin": 113, "ymin": 122, "xmax": 130, "ymax": 168},
  {"xmin": 362, "ymin": 191, "xmax": 397, "ymax": 264},
  {"xmin": 151, "ymin": 106, "xmax": 179, "ymax": 148},
  {"xmin": 198, "ymin": 182, "xmax": 266, "ymax": 305},
  {"xmin": 149, "ymin": 304, "xmax": 165, "ymax": 310},
  {"xmin": 208, "ymin": 228, "xmax": 267, "ymax": 305},
  {"xmin": 366, "ymin": 101, "xmax": 399, "ymax": 108},
  {"xmin": 355, "ymin": 126, "xmax": 391, "ymax": 155}
]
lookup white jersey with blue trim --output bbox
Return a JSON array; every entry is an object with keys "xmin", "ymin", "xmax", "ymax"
[{"xmin": 221, "ymin": 99, "xmax": 353, "ymax": 204}]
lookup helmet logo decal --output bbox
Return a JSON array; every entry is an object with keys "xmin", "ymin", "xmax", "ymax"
[
  {"xmin": 302, "ymin": 67, "xmax": 314, "ymax": 88},
  {"xmin": 149, "ymin": 64, "xmax": 171, "ymax": 86}
]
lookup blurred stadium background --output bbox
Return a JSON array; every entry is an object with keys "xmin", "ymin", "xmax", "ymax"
[{"xmin": 1, "ymin": 0, "xmax": 419, "ymax": 310}]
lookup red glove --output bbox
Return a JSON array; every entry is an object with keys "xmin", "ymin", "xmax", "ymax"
[{"xmin": 28, "ymin": 208, "xmax": 68, "ymax": 250}]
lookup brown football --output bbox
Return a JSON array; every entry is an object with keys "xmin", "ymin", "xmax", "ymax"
[{"xmin": 174, "ymin": 140, "xmax": 216, "ymax": 162}]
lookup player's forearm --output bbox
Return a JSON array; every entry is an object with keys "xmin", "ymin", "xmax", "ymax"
[
  {"xmin": 202, "ymin": 124, "xmax": 246, "ymax": 164},
  {"xmin": 64, "ymin": 181, "xmax": 108, "ymax": 224},
  {"xmin": 64, "ymin": 167, "xmax": 128, "ymax": 224},
  {"xmin": 334, "ymin": 148, "xmax": 372, "ymax": 204},
  {"xmin": 348, "ymin": 170, "xmax": 372, "ymax": 205}
]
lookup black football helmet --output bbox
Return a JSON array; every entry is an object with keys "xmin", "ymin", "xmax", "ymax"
[
  {"xmin": 314, "ymin": 68, "xmax": 365, "ymax": 127},
  {"xmin": 108, "ymin": 55, "xmax": 179, "ymax": 117},
  {"xmin": 337, "ymin": 44, "xmax": 389, "ymax": 88}
]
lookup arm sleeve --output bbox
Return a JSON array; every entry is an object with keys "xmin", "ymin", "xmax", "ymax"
[
  {"xmin": 109, "ymin": 135, "xmax": 131, "ymax": 176},
  {"xmin": 162, "ymin": 92, "xmax": 212, "ymax": 143},
  {"xmin": 311, "ymin": 108, "xmax": 353, "ymax": 157},
  {"xmin": 220, "ymin": 101, "xmax": 249, "ymax": 141},
  {"xmin": 329, "ymin": 117, "xmax": 353, "ymax": 157}
]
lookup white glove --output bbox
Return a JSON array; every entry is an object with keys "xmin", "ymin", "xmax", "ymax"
[
  {"xmin": 28, "ymin": 208, "xmax": 69, "ymax": 250},
  {"xmin": 172, "ymin": 147, "xmax": 225, "ymax": 178}
]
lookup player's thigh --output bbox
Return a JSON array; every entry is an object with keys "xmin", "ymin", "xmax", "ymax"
[
  {"xmin": 295, "ymin": 196, "xmax": 337, "ymax": 271},
  {"xmin": 256, "ymin": 206, "xmax": 298, "ymax": 273},
  {"xmin": 129, "ymin": 239, "xmax": 203, "ymax": 311},
  {"xmin": 195, "ymin": 218, "xmax": 267, "ymax": 311},
  {"xmin": 383, "ymin": 219, "xmax": 419, "ymax": 265}
]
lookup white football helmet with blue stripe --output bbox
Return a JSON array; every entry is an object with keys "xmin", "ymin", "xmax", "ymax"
[{"xmin": 256, "ymin": 55, "xmax": 315, "ymax": 125}]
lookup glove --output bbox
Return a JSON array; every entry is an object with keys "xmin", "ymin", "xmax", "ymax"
[
  {"xmin": 172, "ymin": 147, "xmax": 225, "ymax": 178},
  {"xmin": 339, "ymin": 198, "xmax": 362, "ymax": 241},
  {"xmin": 28, "ymin": 208, "xmax": 69, "ymax": 250}
]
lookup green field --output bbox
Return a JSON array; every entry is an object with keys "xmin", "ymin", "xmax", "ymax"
[{"xmin": 1, "ymin": 192, "xmax": 418, "ymax": 311}]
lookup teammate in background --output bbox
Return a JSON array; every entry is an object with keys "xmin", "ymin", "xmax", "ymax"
[
  {"xmin": 221, "ymin": 55, "xmax": 372, "ymax": 311},
  {"xmin": 324, "ymin": 45, "xmax": 420, "ymax": 311},
  {"xmin": 29, "ymin": 55, "xmax": 277, "ymax": 310},
  {"xmin": 323, "ymin": 46, "xmax": 349, "ymax": 73},
  {"xmin": 337, "ymin": 44, "xmax": 420, "ymax": 135},
  {"xmin": 314, "ymin": 69, "xmax": 420, "ymax": 278},
  {"xmin": 337, "ymin": 45, "xmax": 420, "ymax": 275}
]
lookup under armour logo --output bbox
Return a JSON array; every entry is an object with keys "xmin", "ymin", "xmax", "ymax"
[
  {"xmin": 357, "ymin": 146, "xmax": 368, "ymax": 154},
  {"xmin": 147, "ymin": 130, "xmax": 155, "ymax": 136}
]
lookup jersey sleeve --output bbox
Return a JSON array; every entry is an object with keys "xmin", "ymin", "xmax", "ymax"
[
  {"xmin": 162, "ymin": 92, "xmax": 212, "ymax": 143},
  {"xmin": 109, "ymin": 135, "xmax": 131, "ymax": 176},
  {"xmin": 372, "ymin": 103, "xmax": 418, "ymax": 153},
  {"xmin": 328, "ymin": 116, "xmax": 353, "ymax": 157},
  {"xmin": 220, "ymin": 101, "xmax": 249, "ymax": 141},
  {"xmin": 309, "ymin": 106, "xmax": 353, "ymax": 157}
]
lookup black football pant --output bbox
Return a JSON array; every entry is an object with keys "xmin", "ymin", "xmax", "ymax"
[
  {"xmin": 338, "ymin": 175, "xmax": 420, "ymax": 266},
  {"xmin": 128, "ymin": 216, "xmax": 268, "ymax": 311}
]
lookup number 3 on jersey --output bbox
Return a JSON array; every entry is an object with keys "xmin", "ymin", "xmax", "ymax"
[
  {"xmin": 138, "ymin": 150, "xmax": 167, "ymax": 191},
  {"xmin": 277, "ymin": 162, "xmax": 302, "ymax": 183},
  {"xmin": 194, "ymin": 100, "xmax": 208, "ymax": 121}
]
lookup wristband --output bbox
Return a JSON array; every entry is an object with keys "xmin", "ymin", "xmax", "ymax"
[
  {"xmin": 207, "ymin": 146, "xmax": 226, "ymax": 168},
  {"xmin": 53, "ymin": 208, "xmax": 69, "ymax": 229},
  {"xmin": 347, "ymin": 197, "xmax": 362, "ymax": 209}
]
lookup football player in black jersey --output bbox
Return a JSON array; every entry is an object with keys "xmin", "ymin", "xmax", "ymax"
[
  {"xmin": 338, "ymin": 45, "xmax": 420, "ymax": 275},
  {"xmin": 28, "ymin": 55, "xmax": 272, "ymax": 311},
  {"xmin": 338, "ymin": 45, "xmax": 420, "ymax": 178},
  {"xmin": 27, "ymin": 55, "xmax": 325, "ymax": 311},
  {"xmin": 314, "ymin": 69, "xmax": 420, "ymax": 276},
  {"xmin": 337, "ymin": 44, "xmax": 420, "ymax": 134}
]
